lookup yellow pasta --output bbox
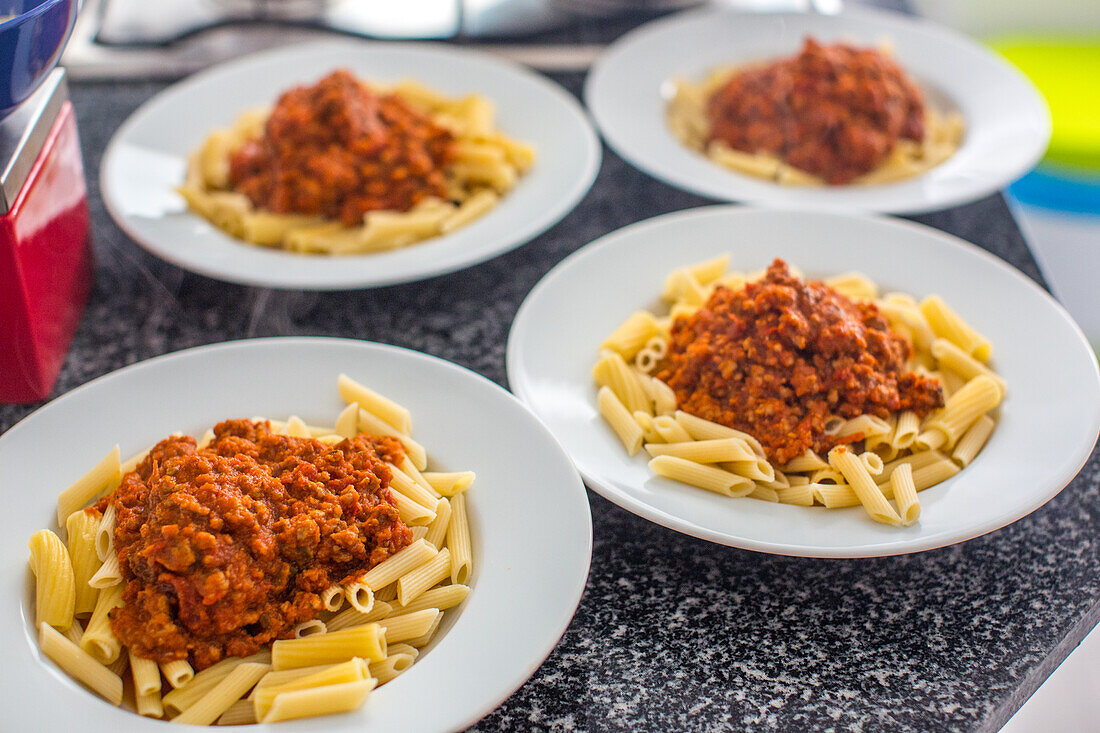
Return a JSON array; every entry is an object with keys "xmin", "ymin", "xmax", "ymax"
[
  {"xmin": 56, "ymin": 445, "xmax": 120, "ymax": 526},
  {"xmin": 593, "ymin": 351, "xmax": 651, "ymax": 415},
  {"xmin": 161, "ymin": 658, "xmax": 195, "ymax": 689},
  {"xmin": 931, "ymin": 338, "xmax": 1005, "ymax": 396},
  {"xmin": 171, "ymin": 662, "xmax": 270, "ymax": 725},
  {"xmin": 652, "ymin": 415, "xmax": 694, "ymax": 444},
  {"xmin": 922, "ymin": 375, "xmax": 1002, "ymax": 449},
  {"xmin": 891, "ymin": 463, "xmax": 920, "ymax": 525},
  {"xmin": 423, "ymin": 496, "xmax": 452, "ymax": 549},
  {"xmin": 648, "ymin": 455, "xmax": 754, "ymax": 497},
  {"xmin": 337, "ymin": 373, "xmax": 411, "ymax": 434},
  {"xmin": 216, "ymin": 700, "xmax": 257, "ymax": 725},
  {"xmin": 28, "ymin": 529, "xmax": 76, "ymax": 630},
  {"xmin": 388, "ymin": 464, "xmax": 440, "ymax": 509},
  {"xmin": 920, "ymin": 295, "xmax": 992, "ymax": 362},
  {"xmin": 343, "ymin": 582, "xmax": 374, "ymax": 615},
  {"xmin": 422, "ymin": 471, "xmax": 475, "ymax": 497},
  {"xmin": 405, "ymin": 612, "xmax": 444, "ymax": 649},
  {"xmin": 381, "ymin": 608, "xmax": 441, "ymax": 644},
  {"xmin": 829, "ymin": 447, "xmax": 901, "ymax": 525},
  {"xmin": 602, "ymin": 311, "xmax": 660, "ymax": 360},
  {"xmin": 136, "ymin": 688, "xmax": 165, "ymax": 718},
  {"xmin": 272, "ymin": 625, "xmax": 387, "ymax": 670},
  {"xmin": 369, "ymin": 651, "xmax": 416, "ymax": 684},
  {"xmin": 952, "ymin": 414, "xmax": 996, "ymax": 467},
  {"xmin": 94, "ymin": 502, "xmax": 116, "ymax": 560},
  {"xmin": 262, "ymin": 679, "xmax": 376, "ymax": 724},
  {"xmin": 321, "ymin": 584, "xmax": 344, "ymax": 613},
  {"xmin": 129, "ymin": 650, "xmax": 162, "ymax": 697},
  {"xmin": 88, "ymin": 551, "xmax": 121, "ymax": 589},
  {"xmin": 253, "ymin": 658, "xmax": 369, "ymax": 721},
  {"xmin": 397, "ymin": 548, "xmax": 451, "ymax": 606},
  {"xmin": 448, "ymin": 492, "xmax": 473, "ymax": 584},
  {"xmin": 38, "ymin": 623, "xmax": 123, "ymax": 705},
  {"xmin": 65, "ymin": 510, "xmax": 102, "ymax": 617},
  {"xmin": 360, "ymin": 538, "xmax": 437, "ymax": 591},
  {"xmin": 644, "ymin": 438, "xmax": 756, "ymax": 464},
  {"xmin": 357, "ymin": 407, "xmax": 427, "ymax": 470},
  {"xmin": 597, "ymin": 386, "xmax": 644, "ymax": 455},
  {"xmin": 393, "ymin": 584, "xmax": 471, "ymax": 615}
]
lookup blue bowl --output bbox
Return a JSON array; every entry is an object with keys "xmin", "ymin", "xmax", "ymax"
[{"xmin": 0, "ymin": 0, "xmax": 79, "ymax": 119}]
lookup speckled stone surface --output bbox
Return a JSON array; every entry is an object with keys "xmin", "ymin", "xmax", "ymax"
[{"xmin": 1, "ymin": 71, "xmax": 1097, "ymax": 733}]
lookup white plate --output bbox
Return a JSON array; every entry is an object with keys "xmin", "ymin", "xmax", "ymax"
[
  {"xmin": 101, "ymin": 41, "xmax": 600, "ymax": 290},
  {"xmin": 506, "ymin": 207, "xmax": 1100, "ymax": 557},
  {"xmin": 585, "ymin": 7, "xmax": 1051, "ymax": 215},
  {"xmin": 0, "ymin": 338, "xmax": 591, "ymax": 730}
]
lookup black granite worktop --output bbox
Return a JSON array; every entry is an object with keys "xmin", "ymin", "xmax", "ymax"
[{"xmin": 2, "ymin": 71, "xmax": 1098, "ymax": 732}]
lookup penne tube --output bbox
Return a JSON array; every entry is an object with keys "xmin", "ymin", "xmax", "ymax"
[
  {"xmin": 423, "ymin": 497, "xmax": 452, "ymax": 549},
  {"xmin": 422, "ymin": 471, "xmax": 475, "ymax": 497},
  {"xmin": 775, "ymin": 484, "xmax": 815, "ymax": 506},
  {"xmin": 388, "ymin": 464, "xmax": 440, "ymax": 509},
  {"xmin": 405, "ymin": 611, "xmax": 444, "ymax": 648},
  {"xmin": 338, "ymin": 374, "xmax": 412, "ymax": 434},
  {"xmin": 136, "ymin": 687, "xmax": 164, "ymax": 718},
  {"xmin": 392, "ymin": 491, "xmax": 437, "ymax": 527},
  {"xmin": 369, "ymin": 651, "xmax": 416, "ymax": 684},
  {"xmin": 593, "ymin": 351, "xmax": 651, "ymax": 415},
  {"xmin": 634, "ymin": 412, "xmax": 664, "ymax": 444},
  {"xmin": 644, "ymin": 438, "xmax": 756, "ymax": 464},
  {"xmin": 294, "ymin": 619, "xmax": 327, "ymax": 638},
  {"xmin": 161, "ymin": 658, "xmax": 195, "ymax": 689},
  {"xmin": 648, "ymin": 455, "xmax": 754, "ymax": 497},
  {"xmin": 381, "ymin": 608, "xmax": 441, "ymax": 644},
  {"xmin": 282, "ymin": 415, "xmax": 310, "ymax": 437},
  {"xmin": 28, "ymin": 529, "xmax": 76, "ymax": 630},
  {"xmin": 57, "ymin": 445, "xmax": 121, "ymax": 526},
  {"xmin": 272, "ymin": 625, "xmax": 387, "ymax": 670},
  {"xmin": 597, "ymin": 386, "xmax": 644, "ymax": 456},
  {"xmin": 80, "ymin": 581, "xmax": 123, "ymax": 664},
  {"xmin": 334, "ymin": 401, "xmax": 359, "ymax": 439},
  {"xmin": 811, "ymin": 483, "xmax": 860, "ymax": 509},
  {"xmin": 829, "ymin": 447, "xmax": 901, "ymax": 525},
  {"xmin": 673, "ymin": 411, "xmax": 766, "ymax": 457},
  {"xmin": 399, "ymin": 456, "xmax": 438, "ymax": 496},
  {"xmin": 94, "ymin": 503, "xmax": 116, "ymax": 561},
  {"xmin": 952, "ymin": 414, "xmax": 996, "ymax": 468},
  {"xmin": 321, "ymin": 584, "xmax": 345, "ymax": 613},
  {"xmin": 782, "ymin": 450, "xmax": 829, "ymax": 473},
  {"xmin": 129, "ymin": 650, "xmax": 162, "ymax": 697},
  {"xmin": 920, "ymin": 295, "xmax": 992, "ymax": 363},
  {"xmin": 262, "ymin": 678, "xmax": 376, "ymax": 724},
  {"xmin": 721, "ymin": 459, "xmax": 776, "ymax": 483},
  {"xmin": 892, "ymin": 411, "xmax": 920, "ymax": 449},
  {"xmin": 748, "ymin": 486, "xmax": 779, "ymax": 502},
  {"xmin": 253, "ymin": 658, "xmax": 369, "ymax": 721},
  {"xmin": 392, "ymin": 584, "xmax": 470, "ymax": 616},
  {"xmin": 410, "ymin": 525, "xmax": 429, "ymax": 542},
  {"xmin": 88, "ymin": 551, "xmax": 121, "ymax": 589},
  {"xmin": 601, "ymin": 311, "xmax": 659, "ymax": 360},
  {"xmin": 66, "ymin": 510, "xmax": 102, "ymax": 617},
  {"xmin": 931, "ymin": 338, "xmax": 1006, "ymax": 397},
  {"xmin": 344, "ymin": 582, "xmax": 374, "ymax": 614},
  {"xmin": 171, "ymin": 662, "xmax": 270, "ymax": 725},
  {"xmin": 361, "ymin": 539, "xmax": 437, "ymax": 591},
  {"xmin": 447, "ymin": 492, "xmax": 473, "ymax": 584},
  {"xmin": 923, "ymin": 375, "xmax": 1001, "ymax": 449},
  {"xmin": 396, "ymin": 548, "xmax": 451, "ymax": 606},
  {"xmin": 38, "ymin": 623, "xmax": 122, "ymax": 705},
  {"xmin": 891, "ymin": 463, "xmax": 920, "ymax": 525}
]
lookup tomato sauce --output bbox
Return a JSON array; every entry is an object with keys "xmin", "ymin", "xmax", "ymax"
[
  {"xmin": 706, "ymin": 38, "xmax": 927, "ymax": 184},
  {"xmin": 228, "ymin": 69, "xmax": 455, "ymax": 226},
  {"xmin": 656, "ymin": 260, "xmax": 943, "ymax": 464},
  {"xmin": 99, "ymin": 419, "xmax": 412, "ymax": 669}
]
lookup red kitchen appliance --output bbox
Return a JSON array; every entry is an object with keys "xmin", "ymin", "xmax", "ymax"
[{"xmin": 0, "ymin": 68, "xmax": 92, "ymax": 403}]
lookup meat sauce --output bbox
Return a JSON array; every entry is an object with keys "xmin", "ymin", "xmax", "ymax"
[
  {"xmin": 228, "ymin": 69, "xmax": 455, "ymax": 227},
  {"xmin": 97, "ymin": 419, "xmax": 411, "ymax": 669},
  {"xmin": 706, "ymin": 38, "xmax": 927, "ymax": 184},
  {"xmin": 656, "ymin": 260, "xmax": 943, "ymax": 464}
]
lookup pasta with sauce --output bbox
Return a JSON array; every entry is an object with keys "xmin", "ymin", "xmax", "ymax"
[
  {"xmin": 596, "ymin": 255, "xmax": 1002, "ymax": 526},
  {"xmin": 179, "ymin": 69, "xmax": 535, "ymax": 255},
  {"xmin": 27, "ymin": 375, "xmax": 475, "ymax": 725},
  {"xmin": 666, "ymin": 38, "xmax": 964, "ymax": 187}
]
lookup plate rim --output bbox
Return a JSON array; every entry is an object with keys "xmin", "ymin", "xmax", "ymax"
[
  {"xmin": 100, "ymin": 39, "xmax": 602, "ymax": 290},
  {"xmin": 0, "ymin": 336, "xmax": 593, "ymax": 729},
  {"xmin": 506, "ymin": 204, "xmax": 1100, "ymax": 558},
  {"xmin": 583, "ymin": 5, "xmax": 1052, "ymax": 215}
]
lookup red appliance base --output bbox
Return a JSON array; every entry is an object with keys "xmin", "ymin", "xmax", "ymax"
[{"xmin": 0, "ymin": 101, "xmax": 92, "ymax": 403}]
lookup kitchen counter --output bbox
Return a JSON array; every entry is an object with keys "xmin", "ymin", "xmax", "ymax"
[{"xmin": 2, "ymin": 72, "xmax": 1097, "ymax": 732}]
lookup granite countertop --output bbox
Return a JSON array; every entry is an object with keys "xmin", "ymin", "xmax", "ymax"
[{"xmin": 2, "ymin": 70, "xmax": 1098, "ymax": 732}]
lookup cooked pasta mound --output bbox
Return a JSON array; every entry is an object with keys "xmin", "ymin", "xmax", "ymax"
[{"xmin": 655, "ymin": 260, "xmax": 944, "ymax": 464}]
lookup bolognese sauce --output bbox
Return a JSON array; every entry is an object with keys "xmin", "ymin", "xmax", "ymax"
[
  {"xmin": 656, "ymin": 260, "xmax": 943, "ymax": 464},
  {"xmin": 97, "ymin": 419, "xmax": 412, "ymax": 669},
  {"xmin": 706, "ymin": 38, "xmax": 927, "ymax": 184},
  {"xmin": 228, "ymin": 69, "xmax": 455, "ymax": 227}
]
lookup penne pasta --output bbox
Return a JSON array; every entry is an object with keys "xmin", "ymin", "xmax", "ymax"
[
  {"xmin": 171, "ymin": 662, "xmax": 270, "ymax": 726},
  {"xmin": 38, "ymin": 623, "xmax": 123, "ymax": 705},
  {"xmin": 272, "ymin": 625, "xmax": 387, "ymax": 670},
  {"xmin": 28, "ymin": 529, "xmax": 76, "ymax": 630},
  {"xmin": 65, "ymin": 510, "xmax": 102, "ymax": 617},
  {"xmin": 56, "ymin": 445, "xmax": 121, "ymax": 526},
  {"xmin": 648, "ymin": 455, "xmax": 754, "ymax": 497},
  {"xmin": 262, "ymin": 679, "xmax": 376, "ymax": 724},
  {"xmin": 447, "ymin": 492, "xmax": 473, "ymax": 585}
]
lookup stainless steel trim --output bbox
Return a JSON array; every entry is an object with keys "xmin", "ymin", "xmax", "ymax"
[{"xmin": 0, "ymin": 69, "xmax": 68, "ymax": 215}]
